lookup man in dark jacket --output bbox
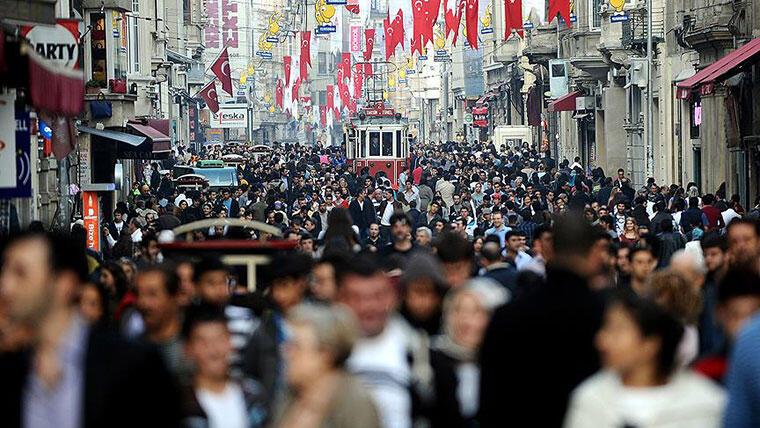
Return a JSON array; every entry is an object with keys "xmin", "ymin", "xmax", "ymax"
[
  {"xmin": 479, "ymin": 214, "xmax": 605, "ymax": 427},
  {"xmin": 0, "ymin": 232, "xmax": 180, "ymax": 428},
  {"xmin": 348, "ymin": 188, "xmax": 378, "ymax": 240}
]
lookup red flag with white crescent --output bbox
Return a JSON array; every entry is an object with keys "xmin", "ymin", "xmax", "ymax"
[
  {"xmin": 300, "ymin": 31, "xmax": 311, "ymax": 81},
  {"xmin": 465, "ymin": 0, "xmax": 479, "ymax": 49},
  {"xmin": 340, "ymin": 53, "xmax": 352, "ymax": 82},
  {"xmin": 353, "ymin": 63, "xmax": 364, "ymax": 99},
  {"xmin": 411, "ymin": 0, "xmax": 425, "ymax": 54},
  {"xmin": 284, "ymin": 56, "xmax": 292, "ymax": 86},
  {"xmin": 364, "ymin": 29, "xmax": 375, "ymax": 61},
  {"xmin": 319, "ymin": 105, "xmax": 327, "ymax": 127},
  {"xmin": 346, "ymin": 0, "xmax": 360, "ymax": 14},
  {"xmin": 198, "ymin": 81, "xmax": 219, "ymax": 113},
  {"xmin": 292, "ymin": 78, "xmax": 301, "ymax": 102},
  {"xmin": 327, "ymin": 84, "xmax": 335, "ymax": 112},
  {"xmin": 383, "ymin": 15, "xmax": 394, "ymax": 59},
  {"xmin": 504, "ymin": 0, "xmax": 524, "ymax": 38},
  {"xmin": 210, "ymin": 47, "xmax": 233, "ymax": 95},
  {"xmin": 445, "ymin": 0, "xmax": 464, "ymax": 44},
  {"xmin": 548, "ymin": 0, "xmax": 572, "ymax": 28},
  {"xmin": 276, "ymin": 79, "xmax": 283, "ymax": 108},
  {"xmin": 339, "ymin": 83, "xmax": 351, "ymax": 106},
  {"xmin": 392, "ymin": 11, "xmax": 404, "ymax": 49},
  {"xmin": 422, "ymin": 0, "xmax": 441, "ymax": 45}
]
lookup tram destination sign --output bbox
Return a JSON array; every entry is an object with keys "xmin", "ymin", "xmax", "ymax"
[{"xmin": 363, "ymin": 106, "xmax": 396, "ymax": 117}]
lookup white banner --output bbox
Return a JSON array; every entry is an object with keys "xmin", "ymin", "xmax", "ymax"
[{"xmin": 209, "ymin": 104, "xmax": 248, "ymax": 128}]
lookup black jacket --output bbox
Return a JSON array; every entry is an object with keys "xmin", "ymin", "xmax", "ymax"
[
  {"xmin": 479, "ymin": 267, "xmax": 604, "ymax": 428},
  {"xmin": 348, "ymin": 198, "xmax": 378, "ymax": 231},
  {"xmin": 0, "ymin": 326, "xmax": 181, "ymax": 428}
]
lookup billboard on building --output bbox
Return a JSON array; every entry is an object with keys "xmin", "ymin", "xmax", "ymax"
[
  {"xmin": 463, "ymin": 48, "xmax": 484, "ymax": 97},
  {"xmin": 203, "ymin": 0, "xmax": 248, "ymax": 100},
  {"xmin": 209, "ymin": 104, "xmax": 248, "ymax": 128}
]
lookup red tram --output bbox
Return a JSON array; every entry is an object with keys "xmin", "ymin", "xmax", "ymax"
[{"xmin": 344, "ymin": 102, "xmax": 411, "ymax": 189}]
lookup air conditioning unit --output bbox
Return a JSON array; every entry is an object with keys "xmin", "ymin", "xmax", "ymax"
[{"xmin": 629, "ymin": 59, "xmax": 648, "ymax": 87}]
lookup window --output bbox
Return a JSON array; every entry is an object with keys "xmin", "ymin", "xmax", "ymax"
[
  {"xmin": 112, "ymin": 11, "xmax": 128, "ymax": 79},
  {"xmin": 318, "ymin": 52, "xmax": 327, "ymax": 75},
  {"xmin": 318, "ymin": 90, "xmax": 327, "ymax": 106},
  {"xmin": 369, "ymin": 131, "xmax": 381, "ymax": 156},
  {"xmin": 360, "ymin": 130, "xmax": 367, "ymax": 157},
  {"xmin": 128, "ymin": 13, "xmax": 140, "ymax": 73},
  {"xmin": 589, "ymin": 0, "xmax": 602, "ymax": 30},
  {"xmin": 90, "ymin": 13, "xmax": 108, "ymax": 83},
  {"xmin": 382, "ymin": 132, "xmax": 393, "ymax": 156},
  {"xmin": 551, "ymin": 63, "xmax": 565, "ymax": 77}
]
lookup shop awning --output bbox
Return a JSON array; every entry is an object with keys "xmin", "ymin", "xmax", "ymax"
[
  {"xmin": 77, "ymin": 126, "xmax": 147, "ymax": 146},
  {"xmin": 676, "ymin": 37, "xmax": 760, "ymax": 99},
  {"xmin": 548, "ymin": 90, "xmax": 581, "ymax": 112},
  {"xmin": 28, "ymin": 47, "xmax": 84, "ymax": 116},
  {"xmin": 127, "ymin": 122, "xmax": 171, "ymax": 153}
]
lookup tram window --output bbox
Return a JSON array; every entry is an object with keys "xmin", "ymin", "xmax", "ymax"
[
  {"xmin": 396, "ymin": 130, "xmax": 402, "ymax": 157},
  {"xmin": 370, "ymin": 132, "xmax": 381, "ymax": 156},
  {"xmin": 360, "ymin": 131, "xmax": 367, "ymax": 157},
  {"xmin": 382, "ymin": 132, "xmax": 393, "ymax": 156}
]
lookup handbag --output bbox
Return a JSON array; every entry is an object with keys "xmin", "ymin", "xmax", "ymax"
[
  {"xmin": 109, "ymin": 78, "xmax": 127, "ymax": 94},
  {"xmin": 89, "ymin": 94, "xmax": 112, "ymax": 119}
]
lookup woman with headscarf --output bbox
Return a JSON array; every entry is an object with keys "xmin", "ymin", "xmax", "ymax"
[{"xmin": 431, "ymin": 278, "xmax": 509, "ymax": 427}]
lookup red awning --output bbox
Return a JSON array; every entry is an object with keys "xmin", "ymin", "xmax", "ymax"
[
  {"xmin": 676, "ymin": 37, "xmax": 760, "ymax": 99},
  {"xmin": 548, "ymin": 90, "xmax": 581, "ymax": 112},
  {"xmin": 127, "ymin": 121, "xmax": 171, "ymax": 153}
]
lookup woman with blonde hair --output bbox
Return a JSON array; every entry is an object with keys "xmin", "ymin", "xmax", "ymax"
[
  {"xmin": 272, "ymin": 304, "xmax": 380, "ymax": 428},
  {"xmin": 619, "ymin": 217, "xmax": 640, "ymax": 247}
]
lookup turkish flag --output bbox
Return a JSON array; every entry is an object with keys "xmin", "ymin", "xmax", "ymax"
[
  {"xmin": 383, "ymin": 16, "xmax": 393, "ymax": 59},
  {"xmin": 300, "ymin": 31, "xmax": 311, "ymax": 81},
  {"xmin": 339, "ymin": 83, "xmax": 351, "ymax": 106},
  {"xmin": 198, "ymin": 81, "xmax": 219, "ymax": 113},
  {"xmin": 364, "ymin": 63, "xmax": 373, "ymax": 78},
  {"xmin": 411, "ymin": 0, "xmax": 425, "ymax": 53},
  {"xmin": 548, "ymin": 0, "xmax": 572, "ymax": 28},
  {"xmin": 504, "ymin": 0, "xmax": 524, "ymax": 38},
  {"xmin": 364, "ymin": 29, "xmax": 375, "ymax": 61},
  {"xmin": 284, "ymin": 56, "xmax": 292, "ymax": 86},
  {"xmin": 340, "ymin": 53, "xmax": 352, "ymax": 82},
  {"xmin": 210, "ymin": 47, "xmax": 233, "ymax": 95},
  {"xmin": 292, "ymin": 78, "xmax": 301, "ymax": 102},
  {"xmin": 445, "ymin": 0, "xmax": 464, "ymax": 44},
  {"xmin": 392, "ymin": 10, "xmax": 404, "ymax": 49},
  {"xmin": 465, "ymin": 0, "xmax": 479, "ymax": 49},
  {"xmin": 327, "ymin": 84, "xmax": 335, "ymax": 112},
  {"xmin": 346, "ymin": 0, "xmax": 359, "ymax": 14},
  {"xmin": 319, "ymin": 105, "xmax": 327, "ymax": 127},
  {"xmin": 422, "ymin": 0, "xmax": 441, "ymax": 44},
  {"xmin": 353, "ymin": 63, "xmax": 364, "ymax": 99},
  {"xmin": 276, "ymin": 79, "xmax": 283, "ymax": 108}
]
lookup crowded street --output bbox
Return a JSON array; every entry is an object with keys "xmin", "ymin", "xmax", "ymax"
[{"xmin": 2, "ymin": 0, "xmax": 760, "ymax": 426}]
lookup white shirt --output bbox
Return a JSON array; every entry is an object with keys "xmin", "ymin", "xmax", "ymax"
[
  {"xmin": 195, "ymin": 383, "xmax": 248, "ymax": 428},
  {"xmin": 564, "ymin": 370, "xmax": 725, "ymax": 428},
  {"xmin": 381, "ymin": 201, "xmax": 395, "ymax": 226},
  {"xmin": 348, "ymin": 319, "xmax": 412, "ymax": 428}
]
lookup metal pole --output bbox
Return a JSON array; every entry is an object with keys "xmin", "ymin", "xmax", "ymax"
[
  {"xmin": 57, "ymin": 157, "xmax": 70, "ymax": 230},
  {"xmin": 646, "ymin": 0, "xmax": 654, "ymax": 179},
  {"xmin": 442, "ymin": 61, "xmax": 450, "ymax": 141}
]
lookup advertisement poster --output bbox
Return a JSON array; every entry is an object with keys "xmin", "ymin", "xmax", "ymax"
[{"xmin": 82, "ymin": 191, "xmax": 100, "ymax": 251}]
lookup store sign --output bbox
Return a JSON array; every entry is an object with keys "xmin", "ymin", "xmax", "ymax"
[
  {"xmin": 0, "ymin": 94, "xmax": 32, "ymax": 199},
  {"xmin": 82, "ymin": 191, "xmax": 100, "ymax": 252},
  {"xmin": 21, "ymin": 19, "xmax": 80, "ymax": 69},
  {"xmin": 472, "ymin": 106, "xmax": 489, "ymax": 128},
  {"xmin": 210, "ymin": 105, "xmax": 248, "ymax": 128}
]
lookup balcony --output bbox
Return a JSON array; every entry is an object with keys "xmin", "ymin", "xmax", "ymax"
[
  {"xmin": 81, "ymin": 0, "xmax": 131, "ymax": 11},
  {"xmin": 523, "ymin": 28, "xmax": 560, "ymax": 64},
  {"xmin": 0, "ymin": 0, "xmax": 56, "ymax": 25}
]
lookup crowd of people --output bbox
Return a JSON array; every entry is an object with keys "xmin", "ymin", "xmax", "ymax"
[{"xmin": 3, "ymin": 139, "xmax": 760, "ymax": 427}]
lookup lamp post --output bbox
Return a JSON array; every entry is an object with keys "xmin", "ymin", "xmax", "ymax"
[{"xmin": 646, "ymin": 0, "xmax": 654, "ymax": 179}]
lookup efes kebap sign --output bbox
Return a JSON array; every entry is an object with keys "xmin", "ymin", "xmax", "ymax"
[{"xmin": 209, "ymin": 104, "xmax": 248, "ymax": 128}]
